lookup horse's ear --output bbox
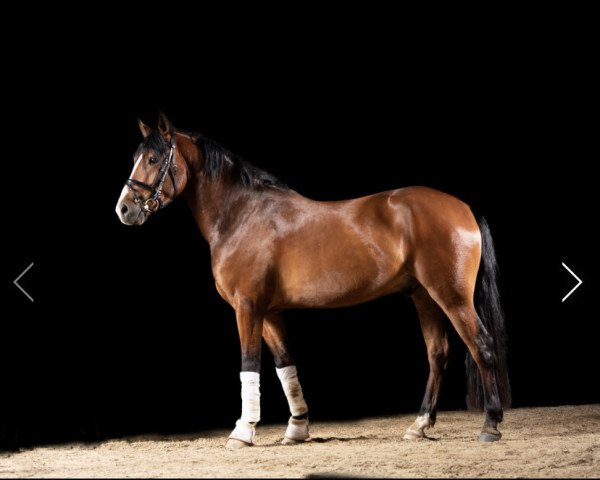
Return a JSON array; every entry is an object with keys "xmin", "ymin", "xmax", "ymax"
[
  {"xmin": 138, "ymin": 118, "xmax": 152, "ymax": 138},
  {"xmin": 157, "ymin": 111, "xmax": 173, "ymax": 141}
]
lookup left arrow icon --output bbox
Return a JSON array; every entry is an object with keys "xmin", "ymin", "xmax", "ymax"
[{"xmin": 14, "ymin": 262, "xmax": 34, "ymax": 302}]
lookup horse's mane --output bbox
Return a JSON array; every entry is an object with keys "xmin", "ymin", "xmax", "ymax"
[{"xmin": 176, "ymin": 129, "xmax": 289, "ymax": 191}]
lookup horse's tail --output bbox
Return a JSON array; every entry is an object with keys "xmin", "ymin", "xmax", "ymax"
[{"xmin": 465, "ymin": 215, "xmax": 512, "ymax": 410}]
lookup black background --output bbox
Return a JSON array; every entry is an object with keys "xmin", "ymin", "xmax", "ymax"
[{"xmin": 2, "ymin": 21, "xmax": 596, "ymax": 448}]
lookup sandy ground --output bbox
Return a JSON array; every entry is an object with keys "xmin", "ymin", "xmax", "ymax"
[{"xmin": 1, "ymin": 405, "xmax": 599, "ymax": 478}]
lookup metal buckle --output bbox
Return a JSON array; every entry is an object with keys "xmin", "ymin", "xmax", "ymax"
[{"xmin": 143, "ymin": 198, "xmax": 160, "ymax": 213}]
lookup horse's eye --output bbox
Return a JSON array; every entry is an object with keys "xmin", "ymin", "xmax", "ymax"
[{"xmin": 149, "ymin": 156, "xmax": 158, "ymax": 165}]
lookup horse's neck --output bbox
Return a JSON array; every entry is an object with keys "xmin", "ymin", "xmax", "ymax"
[{"xmin": 184, "ymin": 167, "xmax": 252, "ymax": 247}]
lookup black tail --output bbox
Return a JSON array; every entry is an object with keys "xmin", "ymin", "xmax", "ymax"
[{"xmin": 465, "ymin": 215, "xmax": 512, "ymax": 410}]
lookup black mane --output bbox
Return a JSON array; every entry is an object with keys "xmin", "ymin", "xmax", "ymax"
[
  {"xmin": 178, "ymin": 130, "xmax": 289, "ymax": 191},
  {"xmin": 138, "ymin": 129, "xmax": 168, "ymax": 156}
]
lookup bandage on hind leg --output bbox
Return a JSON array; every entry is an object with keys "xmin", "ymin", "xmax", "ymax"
[
  {"xmin": 276, "ymin": 366, "xmax": 308, "ymax": 416},
  {"xmin": 277, "ymin": 366, "xmax": 309, "ymax": 442}
]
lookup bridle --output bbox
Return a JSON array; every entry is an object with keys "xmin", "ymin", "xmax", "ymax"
[{"xmin": 125, "ymin": 137, "xmax": 176, "ymax": 213}]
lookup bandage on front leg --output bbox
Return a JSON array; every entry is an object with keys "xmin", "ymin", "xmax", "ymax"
[
  {"xmin": 229, "ymin": 419, "xmax": 256, "ymax": 444},
  {"xmin": 240, "ymin": 371, "xmax": 261, "ymax": 423},
  {"xmin": 228, "ymin": 372, "xmax": 261, "ymax": 444},
  {"xmin": 276, "ymin": 366, "xmax": 308, "ymax": 417}
]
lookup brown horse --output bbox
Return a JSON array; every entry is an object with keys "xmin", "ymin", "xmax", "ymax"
[{"xmin": 116, "ymin": 113, "xmax": 511, "ymax": 449}]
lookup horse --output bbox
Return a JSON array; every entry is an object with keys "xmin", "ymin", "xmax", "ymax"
[{"xmin": 115, "ymin": 113, "xmax": 511, "ymax": 449}]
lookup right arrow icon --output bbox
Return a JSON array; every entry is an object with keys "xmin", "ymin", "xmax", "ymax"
[{"xmin": 562, "ymin": 262, "xmax": 582, "ymax": 303}]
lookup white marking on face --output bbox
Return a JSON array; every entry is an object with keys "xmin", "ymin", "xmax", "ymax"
[
  {"xmin": 116, "ymin": 153, "xmax": 145, "ymax": 223},
  {"xmin": 132, "ymin": 152, "xmax": 144, "ymax": 173}
]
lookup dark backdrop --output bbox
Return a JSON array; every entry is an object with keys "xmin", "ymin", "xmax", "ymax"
[{"xmin": 2, "ymin": 31, "xmax": 595, "ymax": 448}]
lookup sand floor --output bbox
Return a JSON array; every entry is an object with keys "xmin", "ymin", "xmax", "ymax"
[{"xmin": 1, "ymin": 404, "xmax": 599, "ymax": 478}]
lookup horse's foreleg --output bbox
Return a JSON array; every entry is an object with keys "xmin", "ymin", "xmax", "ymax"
[
  {"xmin": 404, "ymin": 287, "xmax": 449, "ymax": 440},
  {"xmin": 226, "ymin": 299, "xmax": 264, "ymax": 450},
  {"xmin": 263, "ymin": 313, "xmax": 310, "ymax": 444}
]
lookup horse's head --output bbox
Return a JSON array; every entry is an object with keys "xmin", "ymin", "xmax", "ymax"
[{"xmin": 116, "ymin": 113, "xmax": 189, "ymax": 225}]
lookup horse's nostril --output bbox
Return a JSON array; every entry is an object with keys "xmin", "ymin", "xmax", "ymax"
[{"xmin": 120, "ymin": 203, "xmax": 129, "ymax": 215}]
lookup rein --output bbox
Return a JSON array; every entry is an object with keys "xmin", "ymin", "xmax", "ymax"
[{"xmin": 125, "ymin": 137, "xmax": 176, "ymax": 213}]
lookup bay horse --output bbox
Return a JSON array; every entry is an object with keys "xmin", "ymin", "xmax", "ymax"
[{"xmin": 115, "ymin": 113, "xmax": 511, "ymax": 449}]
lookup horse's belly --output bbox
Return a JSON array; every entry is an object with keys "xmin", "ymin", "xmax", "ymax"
[
  {"xmin": 277, "ymin": 248, "xmax": 407, "ymax": 308},
  {"xmin": 269, "ymin": 196, "xmax": 413, "ymax": 309}
]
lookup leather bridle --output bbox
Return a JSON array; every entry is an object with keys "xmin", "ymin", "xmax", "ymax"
[{"xmin": 125, "ymin": 138, "xmax": 176, "ymax": 213}]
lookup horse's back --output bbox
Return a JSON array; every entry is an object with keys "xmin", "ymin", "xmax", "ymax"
[
  {"xmin": 381, "ymin": 186, "xmax": 478, "ymax": 233},
  {"xmin": 335, "ymin": 186, "xmax": 478, "ymax": 248},
  {"xmin": 265, "ymin": 186, "xmax": 478, "ymax": 309}
]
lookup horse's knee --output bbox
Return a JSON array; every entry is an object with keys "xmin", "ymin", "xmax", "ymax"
[{"xmin": 428, "ymin": 341, "xmax": 449, "ymax": 371}]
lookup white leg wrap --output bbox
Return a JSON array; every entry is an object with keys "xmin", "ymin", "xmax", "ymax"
[
  {"xmin": 240, "ymin": 371, "xmax": 261, "ymax": 423},
  {"xmin": 284, "ymin": 417, "xmax": 310, "ymax": 442},
  {"xmin": 229, "ymin": 419, "xmax": 256, "ymax": 444},
  {"xmin": 276, "ymin": 366, "xmax": 308, "ymax": 417}
]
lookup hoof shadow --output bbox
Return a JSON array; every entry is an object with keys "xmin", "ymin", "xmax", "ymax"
[
  {"xmin": 310, "ymin": 435, "xmax": 373, "ymax": 443},
  {"xmin": 305, "ymin": 473, "xmax": 369, "ymax": 479}
]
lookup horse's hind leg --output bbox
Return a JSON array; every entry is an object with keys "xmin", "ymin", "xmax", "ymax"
[
  {"xmin": 263, "ymin": 313, "xmax": 310, "ymax": 444},
  {"xmin": 431, "ymin": 292, "xmax": 504, "ymax": 442},
  {"xmin": 413, "ymin": 226, "xmax": 504, "ymax": 442},
  {"xmin": 404, "ymin": 286, "xmax": 450, "ymax": 440}
]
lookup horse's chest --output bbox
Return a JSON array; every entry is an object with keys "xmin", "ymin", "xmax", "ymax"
[{"xmin": 210, "ymin": 245, "xmax": 273, "ymax": 301}]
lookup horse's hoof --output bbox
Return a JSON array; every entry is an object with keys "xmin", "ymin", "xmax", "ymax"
[
  {"xmin": 479, "ymin": 431, "xmax": 501, "ymax": 442},
  {"xmin": 403, "ymin": 429, "xmax": 425, "ymax": 440},
  {"xmin": 226, "ymin": 438, "xmax": 252, "ymax": 450},
  {"xmin": 282, "ymin": 437, "xmax": 308, "ymax": 445}
]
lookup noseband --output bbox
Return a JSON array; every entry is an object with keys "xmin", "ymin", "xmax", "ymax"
[{"xmin": 125, "ymin": 139, "xmax": 176, "ymax": 213}]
